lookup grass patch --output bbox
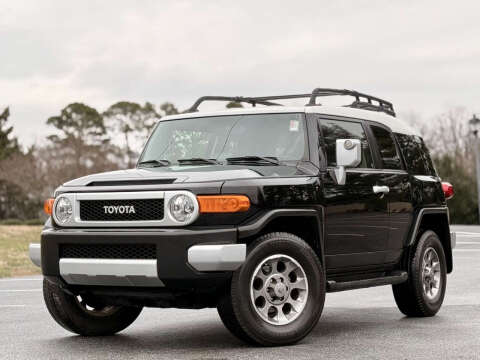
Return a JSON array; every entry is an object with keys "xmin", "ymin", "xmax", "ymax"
[
  {"xmin": 0, "ymin": 219, "xmax": 44, "ymax": 225},
  {"xmin": 0, "ymin": 225, "xmax": 42, "ymax": 278}
]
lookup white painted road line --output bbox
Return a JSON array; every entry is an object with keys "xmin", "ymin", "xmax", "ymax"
[
  {"xmin": 0, "ymin": 278, "xmax": 41, "ymax": 282},
  {"xmin": 453, "ymin": 249, "xmax": 480, "ymax": 252},
  {"xmin": 0, "ymin": 305, "xmax": 26, "ymax": 308},
  {"xmin": 456, "ymin": 242, "xmax": 480, "ymax": 245},
  {"xmin": 456, "ymin": 232, "xmax": 480, "ymax": 237},
  {"xmin": 0, "ymin": 289, "xmax": 41, "ymax": 293}
]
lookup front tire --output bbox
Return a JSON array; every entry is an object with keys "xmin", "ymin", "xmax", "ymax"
[
  {"xmin": 217, "ymin": 232, "xmax": 325, "ymax": 346},
  {"xmin": 392, "ymin": 230, "xmax": 447, "ymax": 317},
  {"xmin": 43, "ymin": 279, "xmax": 143, "ymax": 336}
]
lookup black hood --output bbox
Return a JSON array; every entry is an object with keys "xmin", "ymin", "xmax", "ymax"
[{"xmin": 62, "ymin": 164, "xmax": 316, "ymax": 187}]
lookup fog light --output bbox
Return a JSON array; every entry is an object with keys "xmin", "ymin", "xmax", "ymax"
[{"xmin": 55, "ymin": 197, "xmax": 73, "ymax": 223}]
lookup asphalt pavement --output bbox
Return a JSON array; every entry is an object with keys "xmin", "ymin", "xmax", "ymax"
[{"xmin": 1, "ymin": 225, "xmax": 479, "ymax": 359}]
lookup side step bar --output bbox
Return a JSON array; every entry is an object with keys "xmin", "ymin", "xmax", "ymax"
[{"xmin": 327, "ymin": 271, "xmax": 408, "ymax": 293}]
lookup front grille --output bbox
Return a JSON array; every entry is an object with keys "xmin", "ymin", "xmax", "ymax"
[
  {"xmin": 79, "ymin": 199, "xmax": 164, "ymax": 221},
  {"xmin": 60, "ymin": 244, "xmax": 157, "ymax": 259}
]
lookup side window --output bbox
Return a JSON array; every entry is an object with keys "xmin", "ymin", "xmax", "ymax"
[
  {"xmin": 395, "ymin": 133, "xmax": 436, "ymax": 175},
  {"xmin": 320, "ymin": 119, "xmax": 374, "ymax": 168},
  {"xmin": 370, "ymin": 125, "xmax": 402, "ymax": 170}
]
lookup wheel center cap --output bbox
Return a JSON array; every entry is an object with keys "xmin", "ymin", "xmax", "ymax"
[
  {"xmin": 274, "ymin": 283, "xmax": 287, "ymax": 297},
  {"xmin": 265, "ymin": 274, "xmax": 290, "ymax": 304}
]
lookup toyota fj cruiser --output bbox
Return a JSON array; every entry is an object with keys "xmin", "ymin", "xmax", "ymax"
[{"xmin": 30, "ymin": 88, "xmax": 455, "ymax": 346}]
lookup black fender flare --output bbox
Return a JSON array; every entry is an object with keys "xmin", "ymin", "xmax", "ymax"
[
  {"xmin": 407, "ymin": 207, "xmax": 453, "ymax": 273},
  {"xmin": 237, "ymin": 208, "xmax": 325, "ymax": 269}
]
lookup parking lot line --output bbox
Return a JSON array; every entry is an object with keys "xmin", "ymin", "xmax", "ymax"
[
  {"xmin": 456, "ymin": 232, "xmax": 480, "ymax": 237},
  {"xmin": 0, "ymin": 289, "xmax": 41, "ymax": 292},
  {"xmin": 0, "ymin": 278, "xmax": 41, "ymax": 282}
]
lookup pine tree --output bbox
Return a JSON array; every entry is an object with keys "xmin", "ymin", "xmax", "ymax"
[{"xmin": 0, "ymin": 107, "xmax": 20, "ymax": 161}]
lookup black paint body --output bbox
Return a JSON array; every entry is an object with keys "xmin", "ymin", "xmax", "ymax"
[{"xmin": 41, "ymin": 111, "xmax": 452, "ymax": 307}]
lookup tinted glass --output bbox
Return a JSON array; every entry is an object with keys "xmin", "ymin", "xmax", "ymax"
[
  {"xmin": 140, "ymin": 113, "xmax": 307, "ymax": 164},
  {"xmin": 370, "ymin": 125, "xmax": 402, "ymax": 170},
  {"xmin": 320, "ymin": 119, "xmax": 374, "ymax": 168},
  {"xmin": 395, "ymin": 133, "xmax": 436, "ymax": 175}
]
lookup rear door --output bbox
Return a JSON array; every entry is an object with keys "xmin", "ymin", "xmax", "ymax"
[
  {"xmin": 367, "ymin": 123, "xmax": 413, "ymax": 265},
  {"xmin": 318, "ymin": 117, "xmax": 390, "ymax": 270}
]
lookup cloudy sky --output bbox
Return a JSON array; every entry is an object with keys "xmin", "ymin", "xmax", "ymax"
[{"xmin": 1, "ymin": 1, "xmax": 480, "ymax": 146}]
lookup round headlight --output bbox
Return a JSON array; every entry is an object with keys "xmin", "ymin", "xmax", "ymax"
[
  {"xmin": 169, "ymin": 194, "xmax": 195, "ymax": 223},
  {"xmin": 55, "ymin": 197, "xmax": 73, "ymax": 223}
]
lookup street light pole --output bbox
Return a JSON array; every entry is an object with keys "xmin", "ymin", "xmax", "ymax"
[{"xmin": 469, "ymin": 114, "xmax": 480, "ymax": 224}]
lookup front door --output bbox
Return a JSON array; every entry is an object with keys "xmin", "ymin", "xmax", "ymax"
[{"xmin": 318, "ymin": 117, "xmax": 390, "ymax": 270}]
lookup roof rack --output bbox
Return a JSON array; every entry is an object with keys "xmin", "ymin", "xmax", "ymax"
[
  {"xmin": 187, "ymin": 96, "xmax": 282, "ymax": 113},
  {"xmin": 309, "ymin": 88, "xmax": 396, "ymax": 117},
  {"xmin": 187, "ymin": 88, "xmax": 396, "ymax": 117}
]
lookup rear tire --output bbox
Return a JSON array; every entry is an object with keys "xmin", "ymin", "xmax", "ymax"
[
  {"xmin": 217, "ymin": 232, "xmax": 325, "ymax": 346},
  {"xmin": 392, "ymin": 230, "xmax": 447, "ymax": 317},
  {"xmin": 43, "ymin": 279, "xmax": 143, "ymax": 336}
]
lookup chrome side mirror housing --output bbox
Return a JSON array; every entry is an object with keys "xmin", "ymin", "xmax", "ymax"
[{"xmin": 335, "ymin": 139, "xmax": 361, "ymax": 185}]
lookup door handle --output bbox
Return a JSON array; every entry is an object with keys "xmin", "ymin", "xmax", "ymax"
[{"xmin": 373, "ymin": 185, "xmax": 389, "ymax": 195}]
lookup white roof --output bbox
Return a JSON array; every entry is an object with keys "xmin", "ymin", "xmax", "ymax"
[{"xmin": 162, "ymin": 105, "xmax": 420, "ymax": 136}]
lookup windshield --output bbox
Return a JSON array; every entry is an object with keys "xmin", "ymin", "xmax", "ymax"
[{"xmin": 139, "ymin": 113, "xmax": 307, "ymax": 165}]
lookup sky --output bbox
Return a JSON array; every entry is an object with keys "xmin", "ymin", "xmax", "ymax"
[{"xmin": 1, "ymin": 1, "xmax": 480, "ymax": 147}]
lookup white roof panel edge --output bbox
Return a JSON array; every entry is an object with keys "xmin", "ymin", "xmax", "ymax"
[{"xmin": 161, "ymin": 106, "xmax": 421, "ymax": 136}]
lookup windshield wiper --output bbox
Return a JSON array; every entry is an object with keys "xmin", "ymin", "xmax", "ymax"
[
  {"xmin": 225, "ymin": 156, "xmax": 280, "ymax": 165},
  {"xmin": 177, "ymin": 158, "xmax": 221, "ymax": 165},
  {"xmin": 138, "ymin": 159, "xmax": 171, "ymax": 167}
]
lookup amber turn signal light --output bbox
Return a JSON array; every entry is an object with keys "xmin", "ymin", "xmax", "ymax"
[
  {"xmin": 197, "ymin": 195, "xmax": 250, "ymax": 213},
  {"xmin": 44, "ymin": 198, "xmax": 55, "ymax": 215}
]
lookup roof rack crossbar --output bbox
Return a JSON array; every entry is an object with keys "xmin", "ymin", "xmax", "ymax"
[
  {"xmin": 250, "ymin": 93, "xmax": 340, "ymax": 102},
  {"xmin": 247, "ymin": 94, "xmax": 313, "ymax": 101},
  {"xmin": 187, "ymin": 88, "xmax": 396, "ymax": 117},
  {"xmin": 186, "ymin": 96, "xmax": 281, "ymax": 113}
]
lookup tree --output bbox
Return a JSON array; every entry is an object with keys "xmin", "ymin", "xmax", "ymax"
[
  {"xmin": 47, "ymin": 102, "xmax": 107, "ymax": 146},
  {"xmin": 0, "ymin": 148, "xmax": 44, "ymax": 219},
  {"xmin": 0, "ymin": 107, "xmax": 20, "ymax": 161},
  {"xmin": 433, "ymin": 154, "xmax": 477, "ymax": 224},
  {"xmin": 103, "ymin": 102, "xmax": 160, "ymax": 167},
  {"xmin": 419, "ymin": 108, "xmax": 478, "ymax": 224},
  {"xmin": 0, "ymin": 108, "xmax": 41, "ymax": 220},
  {"xmin": 420, "ymin": 108, "xmax": 474, "ymax": 169},
  {"xmin": 46, "ymin": 103, "xmax": 118, "ymax": 181},
  {"xmin": 160, "ymin": 102, "xmax": 179, "ymax": 116}
]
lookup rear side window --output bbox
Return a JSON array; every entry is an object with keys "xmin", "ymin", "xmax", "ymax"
[
  {"xmin": 395, "ymin": 134, "xmax": 436, "ymax": 175},
  {"xmin": 319, "ymin": 119, "xmax": 374, "ymax": 168},
  {"xmin": 370, "ymin": 125, "xmax": 402, "ymax": 170}
]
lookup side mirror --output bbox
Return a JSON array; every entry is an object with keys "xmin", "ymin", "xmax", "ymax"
[{"xmin": 334, "ymin": 139, "xmax": 361, "ymax": 185}]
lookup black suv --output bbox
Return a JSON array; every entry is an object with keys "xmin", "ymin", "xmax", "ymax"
[{"xmin": 30, "ymin": 88, "xmax": 455, "ymax": 346}]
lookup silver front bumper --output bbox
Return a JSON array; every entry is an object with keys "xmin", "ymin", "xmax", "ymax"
[
  {"xmin": 187, "ymin": 244, "xmax": 246, "ymax": 271},
  {"xmin": 59, "ymin": 258, "xmax": 164, "ymax": 287},
  {"xmin": 29, "ymin": 242, "xmax": 246, "ymax": 286},
  {"xmin": 29, "ymin": 243, "xmax": 41, "ymax": 267}
]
